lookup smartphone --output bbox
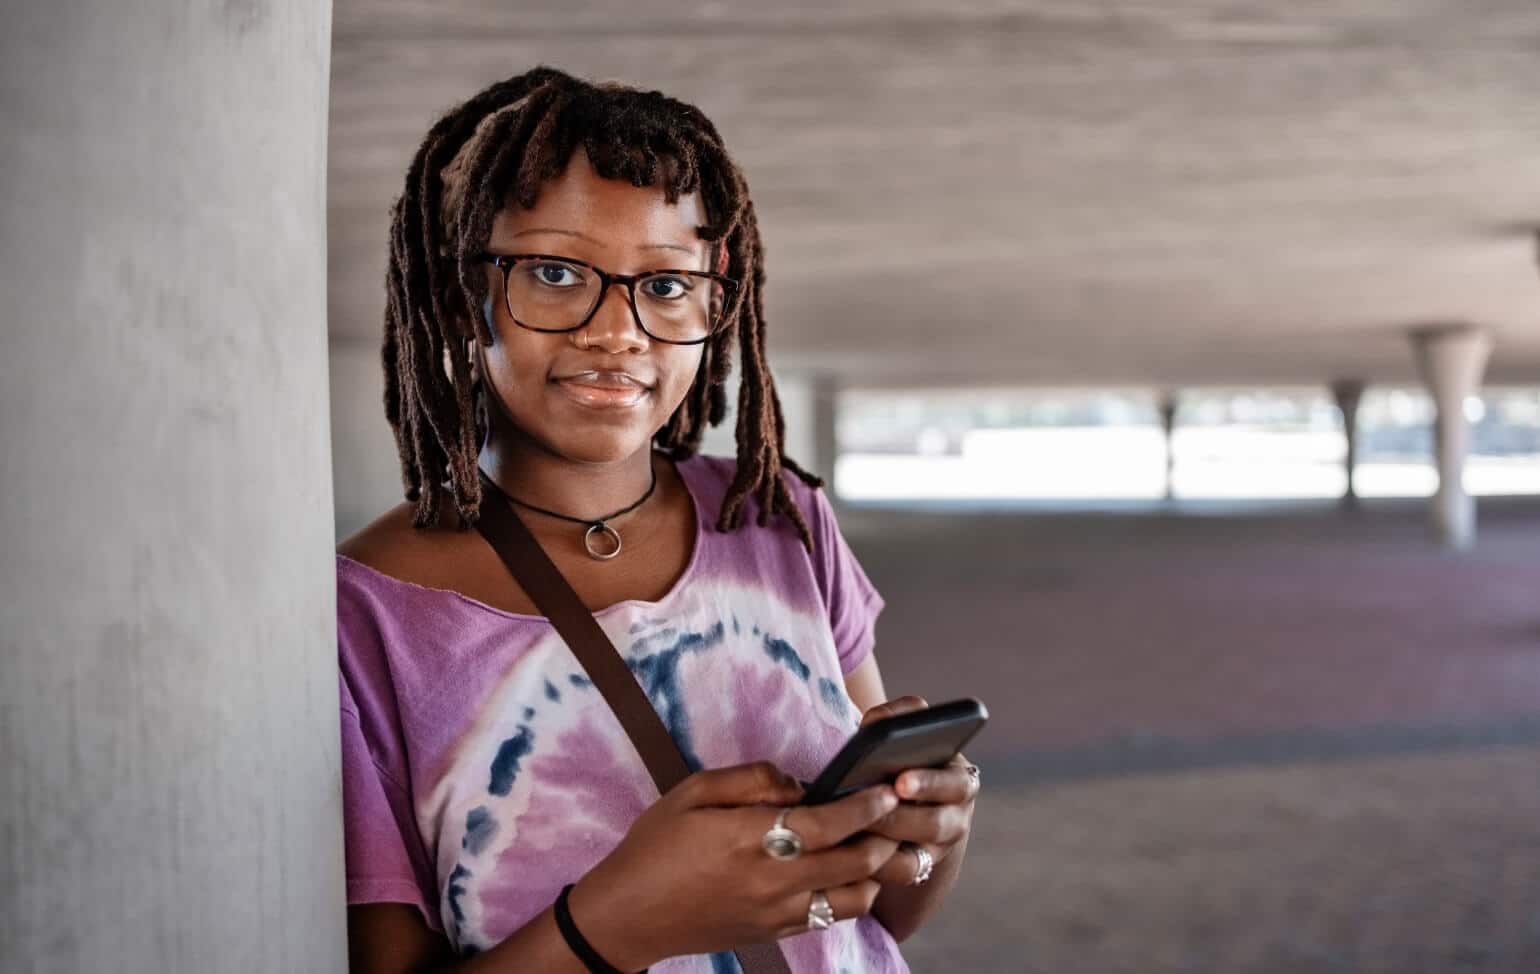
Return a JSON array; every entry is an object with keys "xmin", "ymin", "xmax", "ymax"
[{"xmin": 800, "ymin": 698, "xmax": 988, "ymax": 805}]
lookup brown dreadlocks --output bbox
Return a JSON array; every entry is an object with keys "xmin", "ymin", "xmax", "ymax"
[{"xmin": 382, "ymin": 66, "xmax": 822, "ymax": 550}]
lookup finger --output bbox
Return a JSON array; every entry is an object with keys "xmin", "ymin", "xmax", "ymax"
[
  {"xmin": 792, "ymin": 833, "xmax": 898, "ymax": 892},
  {"xmin": 859, "ymin": 695, "xmax": 929, "ymax": 728},
  {"xmin": 895, "ymin": 765, "xmax": 977, "ymax": 804},
  {"xmin": 783, "ymin": 786, "xmax": 898, "ymax": 852},
  {"xmin": 871, "ymin": 842, "xmax": 939, "ymax": 886},
  {"xmin": 675, "ymin": 761, "xmax": 804, "ymax": 809},
  {"xmin": 771, "ymin": 880, "xmax": 883, "ymax": 938},
  {"xmin": 867, "ymin": 803, "xmax": 969, "ymax": 847}
]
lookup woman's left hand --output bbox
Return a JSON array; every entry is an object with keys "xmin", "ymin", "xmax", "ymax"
[{"xmin": 857, "ymin": 696, "xmax": 981, "ymax": 887}]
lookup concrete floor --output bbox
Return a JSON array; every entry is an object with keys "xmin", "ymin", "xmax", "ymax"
[
  {"xmin": 841, "ymin": 497, "xmax": 1540, "ymax": 972},
  {"xmin": 904, "ymin": 748, "xmax": 1540, "ymax": 973}
]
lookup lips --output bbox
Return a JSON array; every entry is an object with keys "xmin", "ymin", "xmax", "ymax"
[{"xmin": 553, "ymin": 370, "xmax": 652, "ymax": 409}]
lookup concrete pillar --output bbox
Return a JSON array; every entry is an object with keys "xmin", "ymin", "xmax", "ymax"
[
  {"xmin": 1158, "ymin": 392, "xmax": 1179, "ymax": 500},
  {"xmin": 1330, "ymin": 379, "xmax": 1367, "ymax": 507},
  {"xmin": 1409, "ymin": 326, "xmax": 1494, "ymax": 550},
  {"xmin": 0, "ymin": 3, "xmax": 343, "ymax": 972}
]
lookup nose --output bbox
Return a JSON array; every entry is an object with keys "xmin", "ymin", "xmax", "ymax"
[{"xmin": 579, "ymin": 281, "xmax": 648, "ymax": 354}]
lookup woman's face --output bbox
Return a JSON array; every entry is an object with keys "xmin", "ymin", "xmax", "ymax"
[{"xmin": 477, "ymin": 150, "xmax": 711, "ymax": 465}]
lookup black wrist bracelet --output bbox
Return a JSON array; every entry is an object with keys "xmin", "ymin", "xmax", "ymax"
[{"xmin": 554, "ymin": 883, "xmax": 644, "ymax": 974}]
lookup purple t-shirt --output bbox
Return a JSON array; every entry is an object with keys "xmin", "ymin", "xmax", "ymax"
[{"xmin": 338, "ymin": 454, "xmax": 908, "ymax": 973}]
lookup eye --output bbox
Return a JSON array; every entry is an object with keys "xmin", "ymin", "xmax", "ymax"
[
  {"xmin": 642, "ymin": 275, "xmax": 693, "ymax": 300},
  {"xmin": 525, "ymin": 261, "xmax": 586, "ymax": 288}
]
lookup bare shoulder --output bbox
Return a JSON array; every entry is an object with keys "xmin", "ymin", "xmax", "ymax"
[{"xmin": 337, "ymin": 501, "xmax": 479, "ymax": 589}]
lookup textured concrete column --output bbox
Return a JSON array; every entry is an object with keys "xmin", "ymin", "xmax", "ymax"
[
  {"xmin": 1330, "ymin": 379, "xmax": 1367, "ymax": 507},
  {"xmin": 1158, "ymin": 392, "xmax": 1179, "ymax": 501},
  {"xmin": 1410, "ymin": 326, "xmax": 1494, "ymax": 550},
  {"xmin": 0, "ymin": 3, "xmax": 343, "ymax": 972}
]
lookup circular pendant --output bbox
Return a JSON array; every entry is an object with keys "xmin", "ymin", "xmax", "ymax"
[{"xmin": 583, "ymin": 522, "xmax": 623, "ymax": 561}]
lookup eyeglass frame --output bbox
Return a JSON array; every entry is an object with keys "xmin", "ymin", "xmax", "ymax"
[{"xmin": 477, "ymin": 252, "xmax": 741, "ymax": 346}]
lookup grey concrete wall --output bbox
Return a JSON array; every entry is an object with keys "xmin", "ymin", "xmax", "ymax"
[{"xmin": 0, "ymin": 1, "xmax": 344, "ymax": 971}]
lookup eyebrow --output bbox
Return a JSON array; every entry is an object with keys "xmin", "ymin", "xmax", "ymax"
[{"xmin": 510, "ymin": 227, "xmax": 698, "ymax": 257}]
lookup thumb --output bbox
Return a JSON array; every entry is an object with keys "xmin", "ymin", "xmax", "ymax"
[
  {"xmin": 860, "ymin": 695, "xmax": 929, "ymax": 728},
  {"xmin": 673, "ymin": 761, "xmax": 805, "ymax": 809}
]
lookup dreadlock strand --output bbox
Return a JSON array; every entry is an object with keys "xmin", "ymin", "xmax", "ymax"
[
  {"xmin": 451, "ymin": 100, "xmax": 547, "ymax": 338},
  {"xmin": 722, "ymin": 200, "xmax": 781, "ymax": 527},
  {"xmin": 509, "ymin": 91, "xmax": 572, "ymax": 211},
  {"xmin": 716, "ymin": 306, "xmax": 763, "ymax": 531},
  {"xmin": 443, "ymin": 333, "xmax": 481, "ymax": 522}
]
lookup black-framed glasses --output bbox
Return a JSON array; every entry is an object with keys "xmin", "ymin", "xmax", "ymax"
[{"xmin": 478, "ymin": 252, "xmax": 740, "ymax": 346}]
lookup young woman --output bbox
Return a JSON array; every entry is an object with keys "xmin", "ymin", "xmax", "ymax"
[{"xmin": 337, "ymin": 67, "xmax": 979, "ymax": 973}]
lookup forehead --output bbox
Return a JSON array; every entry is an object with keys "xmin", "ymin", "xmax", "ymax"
[{"xmin": 489, "ymin": 150, "xmax": 705, "ymax": 253}]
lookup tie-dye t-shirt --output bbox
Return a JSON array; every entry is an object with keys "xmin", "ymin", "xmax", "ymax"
[{"xmin": 337, "ymin": 454, "xmax": 908, "ymax": 973}]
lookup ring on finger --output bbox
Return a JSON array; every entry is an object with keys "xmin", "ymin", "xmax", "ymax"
[
  {"xmin": 762, "ymin": 808, "xmax": 804, "ymax": 861},
  {"xmin": 904, "ymin": 842, "xmax": 935, "ymax": 886},
  {"xmin": 807, "ymin": 889, "xmax": 835, "ymax": 931}
]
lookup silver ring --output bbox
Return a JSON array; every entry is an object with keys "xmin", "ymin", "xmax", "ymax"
[
  {"xmin": 908, "ymin": 843, "xmax": 934, "ymax": 886},
  {"xmin": 761, "ymin": 808, "xmax": 804, "ymax": 861},
  {"xmin": 583, "ymin": 522, "xmax": 622, "ymax": 561},
  {"xmin": 807, "ymin": 890, "xmax": 834, "ymax": 931}
]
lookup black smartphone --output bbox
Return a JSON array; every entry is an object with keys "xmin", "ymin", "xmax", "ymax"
[{"xmin": 800, "ymin": 698, "xmax": 988, "ymax": 805}]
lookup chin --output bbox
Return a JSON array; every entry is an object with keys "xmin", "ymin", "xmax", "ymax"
[{"xmin": 547, "ymin": 427, "xmax": 658, "ymax": 466}]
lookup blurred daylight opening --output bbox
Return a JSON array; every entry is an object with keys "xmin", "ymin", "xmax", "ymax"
[{"xmin": 836, "ymin": 387, "xmax": 1540, "ymax": 504}]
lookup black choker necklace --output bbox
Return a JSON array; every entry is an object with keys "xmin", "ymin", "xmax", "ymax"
[{"xmin": 483, "ymin": 464, "xmax": 657, "ymax": 561}]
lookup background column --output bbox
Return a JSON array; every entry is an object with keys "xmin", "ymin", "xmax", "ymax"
[
  {"xmin": 697, "ymin": 365, "xmax": 836, "ymax": 493},
  {"xmin": 1158, "ymin": 392, "xmax": 1179, "ymax": 501},
  {"xmin": 811, "ymin": 374, "xmax": 842, "ymax": 497},
  {"xmin": 1330, "ymin": 379, "xmax": 1367, "ymax": 508},
  {"xmin": 1409, "ymin": 326, "xmax": 1493, "ymax": 550},
  {"xmin": 0, "ymin": 2, "xmax": 344, "ymax": 971}
]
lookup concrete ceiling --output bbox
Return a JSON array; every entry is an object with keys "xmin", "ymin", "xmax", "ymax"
[{"xmin": 329, "ymin": 0, "xmax": 1540, "ymax": 389}]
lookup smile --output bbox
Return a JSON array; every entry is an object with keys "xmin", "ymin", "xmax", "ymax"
[{"xmin": 552, "ymin": 371, "xmax": 652, "ymax": 409}]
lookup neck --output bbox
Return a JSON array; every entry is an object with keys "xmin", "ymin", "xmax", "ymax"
[{"xmin": 477, "ymin": 424, "xmax": 658, "ymax": 524}]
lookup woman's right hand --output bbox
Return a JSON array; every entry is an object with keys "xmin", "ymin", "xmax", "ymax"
[{"xmin": 566, "ymin": 761, "xmax": 901, "ymax": 970}]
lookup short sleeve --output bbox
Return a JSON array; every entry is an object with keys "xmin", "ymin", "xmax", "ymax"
[
  {"xmin": 804, "ymin": 484, "xmax": 886, "ymax": 674},
  {"xmin": 338, "ymin": 665, "xmax": 442, "ymax": 932}
]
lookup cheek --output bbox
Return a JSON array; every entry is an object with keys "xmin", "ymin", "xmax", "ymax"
[
  {"xmin": 655, "ymin": 347, "xmax": 706, "ymax": 412},
  {"xmin": 479, "ymin": 337, "xmax": 553, "ymax": 419}
]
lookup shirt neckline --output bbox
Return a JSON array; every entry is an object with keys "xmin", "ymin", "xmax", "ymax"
[{"xmin": 338, "ymin": 453, "xmax": 709, "ymax": 623}]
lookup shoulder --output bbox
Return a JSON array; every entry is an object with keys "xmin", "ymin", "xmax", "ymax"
[
  {"xmin": 337, "ymin": 500, "xmax": 480, "ymax": 593},
  {"xmin": 335, "ymin": 505, "xmax": 479, "ymax": 700},
  {"xmin": 334, "ymin": 502, "xmax": 488, "ymax": 661}
]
